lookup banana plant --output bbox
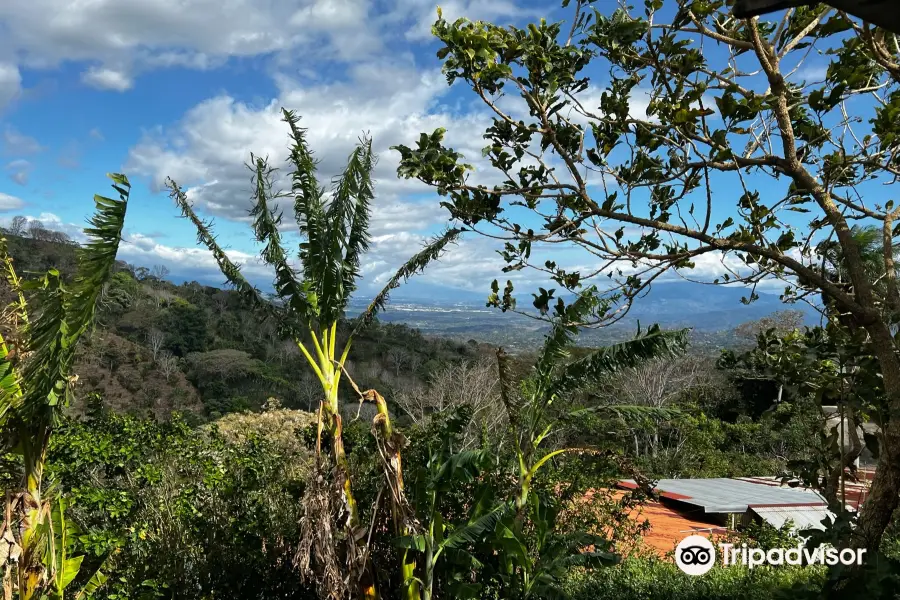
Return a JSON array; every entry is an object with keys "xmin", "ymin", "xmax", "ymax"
[
  {"xmin": 364, "ymin": 388, "xmax": 419, "ymax": 600},
  {"xmin": 168, "ymin": 109, "xmax": 460, "ymax": 600},
  {"xmin": 0, "ymin": 174, "xmax": 130, "ymax": 599},
  {"xmin": 492, "ymin": 492, "xmax": 618, "ymax": 599},
  {"xmin": 397, "ymin": 407, "xmax": 507, "ymax": 600},
  {"xmin": 482, "ymin": 290, "xmax": 688, "ymax": 596},
  {"xmin": 497, "ymin": 288, "xmax": 690, "ymax": 513}
]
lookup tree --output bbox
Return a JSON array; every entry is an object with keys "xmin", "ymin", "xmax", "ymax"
[
  {"xmin": 133, "ymin": 266, "xmax": 150, "ymax": 281},
  {"xmin": 734, "ymin": 310, "xmax": 808, "ymax": 343},
  {"xmin": 185, "ymin": 348, "xmax": 262, "ymax": 381},
  {"xmin": 27, "ymin": 219, "xmax": 49, "ymax": 241},
  {"xmin": 158, "ymin": 351, "xmax": 179, "ymax": 383},
  {"xmin": 150, "ymin": 264, "xmax": 170, "ymax": 283},
  {"xmin": 8, "ymin": 215, "xmax": 26, "ymax": 236},
  {"xmin": 168, "ymin": 108, "xmax": 458, "ymax": 600},
  {"xmin": 212, "ymin": 290, "xmax": 230, "ymax": 316},
  {"xmin": 395, "ymin": 1, "xmax": 900, "ymax": 554},
  {"xmin": 163, "ymin": 302, "xmax": 208, "ymax": 356},
  {"xmin": 146, "ymin": 328, "xmax": 165, "ymax": 361},
  {"xmin": 595, "ymin": 354, "xmax": 714, "ymax": 457},
  {"xmin": 48, "ymin": 231, "xmax": 72, "ymax": 245},
  {"xmin": 386, "ymin": 346, "xmax": 411, "ymax": 377},
  {"xmin": 0, "ymin": 173, "xmax": 130, "ymax": 599},
  {"xmin": 395, "ymin": 358, "xmax": 505, "ymax": 449}
]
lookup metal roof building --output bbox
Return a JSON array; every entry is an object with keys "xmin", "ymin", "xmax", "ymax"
[
  {"xmin": 616, "ymin": 474, "xmax": 874, "ymax": 545},
  {"xmin": 618, "ymin": 478, "xmax": 828, "ymax": 514},
  {"xmin": 748, "ymin": 506, "xmax": 834, "ymax": 533}
]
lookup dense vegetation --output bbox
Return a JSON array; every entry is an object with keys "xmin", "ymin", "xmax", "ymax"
[
  {"xmin": 5, "ymin": 1, "xmax": 900, "ymax": 599},
  {"xmin": 0, "ymin": 177, "xmax": 860, "ymax": 600},
  {"xmin": 0, "ymin": 232, "xmax": 483, "ymax": 422}
]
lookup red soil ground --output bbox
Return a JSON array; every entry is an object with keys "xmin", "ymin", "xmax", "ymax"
[
  {"xmin": 582, "ymin": 489, "xmax": 727, "ymax": 556},
  {"xmin": 620, "ymin": 497, "xmax": 726, "ymax": 555}
]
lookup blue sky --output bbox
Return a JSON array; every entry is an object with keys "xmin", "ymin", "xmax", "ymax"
[
  {"xmin": 0, "ymin": 0, "xmax": 576, "ymax": 298},
  {"xmin": 0, "ymin": 0, "xmax": 866, "ymax": 302}
]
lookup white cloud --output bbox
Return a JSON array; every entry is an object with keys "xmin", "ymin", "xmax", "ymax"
[
  {"xmin": 81, "ymin": 66, "xmax": 133, "ymax": 91},
  {"xmin": 368, "ymin": 200, "xmax": 446, "ymax": 236},
  {"xmin": 2, "ymin": 127, "xmax": 42, "ymax": 156},
  {"xmin": 0, "ymin": 0, "xmax": 543, "ymax": 97},
  {"xmin": 119, "ymin": 228, "xmax": 501, "ymax": 297},
  {"xmin": 0, "ymin": 0, "xmax": 383, "ymax": 90},
  {"xmin": 395, "ymin": 0, "xmax": 537, "ymax": 41},
  {"xmin": 4, "ymin": 159, "xmax": 32, "ymax": 185},
  {"xmin": 126, "ymin": 60, "xmax": 493, "ymax": 220},
  {"xmin": 0, "ymin": 63, "xmax": 21, "ymax": 112},
  {"xmin": 118, "ymin": 231, "xmax": 272, "ymax": 279},
  {"xmin": 791, "ymin": 63, "xmax": 828, "ymax": 84},
  {"xmin": 0, "ymin": 193, "xmax": 24, "ymax": 211}
]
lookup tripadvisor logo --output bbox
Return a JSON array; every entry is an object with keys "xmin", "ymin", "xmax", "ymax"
[
  {"xmin": 675, "ymin": 535, "xmax": 868, "ymax": 576},
  {"xmin": 675, "ymin": 535, "xmax": 716, "ymax": 575}
]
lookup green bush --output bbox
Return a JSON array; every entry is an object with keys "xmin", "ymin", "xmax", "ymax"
[
  {"xmin": 564, "ymin": 556, "xmax": 826, "ymax": 600},
  {"xmin": 46, "ymin": 406, "xmax": 315, "ymax": 600}
]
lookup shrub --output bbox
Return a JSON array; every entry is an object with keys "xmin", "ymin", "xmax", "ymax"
[
  {"xmin": 564, "ymin": 556, "xmax": 825, "ymax": 600},
  {"xmin": 47, "ymin": 408, "xmax": 315, "ymax": 600}
]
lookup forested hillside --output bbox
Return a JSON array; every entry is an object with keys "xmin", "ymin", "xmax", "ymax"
[{"xmin": 1, "ymin": 233, "xmax": 485, "ymax": 421}]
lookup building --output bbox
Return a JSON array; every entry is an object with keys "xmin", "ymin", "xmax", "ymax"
[{"xmin": 615, "ymin": 474, "xmax": 872, "ymax": 553}]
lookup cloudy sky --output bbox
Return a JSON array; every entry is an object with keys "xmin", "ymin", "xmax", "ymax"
[
  {"xmin": 0, "ymin": 0, "xmax": 581, "ymax": 299},
  {"xmin": 0, "ymin": 0, "xmax": 847, "ymax": 303}
]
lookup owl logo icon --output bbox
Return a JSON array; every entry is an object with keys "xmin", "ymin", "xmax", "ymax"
[{"xmin": 675, "ymin": 535, "xmax": 716, "ymax": 575}]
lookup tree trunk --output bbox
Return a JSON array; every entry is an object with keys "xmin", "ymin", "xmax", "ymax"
[
  {"xmin": 853, "ymin": 324, "xmax": 900, "ymax": 551},
  {"xmin": 855, "ymin": 419, "xmax": 900, "ymax": 550}
]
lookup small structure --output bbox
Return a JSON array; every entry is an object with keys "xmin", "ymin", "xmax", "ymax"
[
  {"xmin": 617, "ymin": 477, "xmax": 841, "ymax": 541},
  {"xmin": 619, "ymin": 477, "xmax": 827, "ymax": 512},
  {"xmin": 748, "ymin": 506, "xmax": 834, "ymax": 532}
]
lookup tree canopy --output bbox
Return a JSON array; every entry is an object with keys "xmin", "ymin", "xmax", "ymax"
[{"xmin": 393, "ymin": 0, "xmax": 900, "ymax": 554}]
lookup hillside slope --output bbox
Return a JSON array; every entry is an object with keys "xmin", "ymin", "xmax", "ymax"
[{"xmin": 2, "ymin": 234, "xmax": 483, "ymax": 421}]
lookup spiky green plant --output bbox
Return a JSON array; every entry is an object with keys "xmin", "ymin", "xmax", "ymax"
[
  {"xmin": 497, "ymin": 288, "xmax": 690, "ymax": 512},
  {"xmin": 167, "ymin": 109, "xmax": 459, "ymax": 600},
  {"xmin": 0, "ymin": 173, "xmax": 130, "ymax": 600},
  {"xmin": 484, "ymin": 294, "xmax": 689, "ymax": 597}
]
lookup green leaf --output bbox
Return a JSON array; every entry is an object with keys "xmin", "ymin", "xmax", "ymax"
[
  {"xmin": 395, "ymin": 534, "xmax": 426, "ymax": 552},
  {"xmin": 440, "ymin": 504, "xmax": 508, "ymax": 551},
  {"xmin": 16, "ymin": 173, "xmax": 129, "ymax": 429},
  {"xmin": 59, "ymin": 555, "xmax": 85, "ymax": 590},
  {"xmin": 552, "ymin": 325, "xmax": 689, "ymax": 395},
  {"xmin": 354, "ymin": 228, "xmax": 463, "ymax": 333}
]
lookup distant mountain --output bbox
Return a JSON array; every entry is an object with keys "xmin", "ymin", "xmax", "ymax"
[
  {"xmin": 353, "ymin": 280, "xmax": 818, "ymax": 332},
  {"xmin": 175, "ymin": 262, "xmax": 818, "ymax": 333},
  {"xmin": 343, "ymin": 280, "xmax": 821, "ymax": 352},
  {"xmin": 621, "ymin": 281, "xmax": 820, "ymax": 330}
]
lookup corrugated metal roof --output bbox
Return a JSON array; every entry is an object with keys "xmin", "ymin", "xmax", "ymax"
[
  {"xmin": 736, "ymin": 475, "xmax": 870, "ymax": 512},
  {"xmin": 618, "ymin": 478, "xmax": 827, "ymax": 514},
  {"xmin": 734, "ymin": 476, "xmax": 824, "ymax": 492},
  {"xmin": 750, "ymin": 506, "xmax": 835, "ymax": 533}
]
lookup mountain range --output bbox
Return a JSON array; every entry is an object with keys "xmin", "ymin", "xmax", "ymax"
[{"xmin": 347, "ymin": 281, "xmax": 820, "ymax": 350}]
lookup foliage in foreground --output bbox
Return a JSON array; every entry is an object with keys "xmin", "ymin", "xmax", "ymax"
[
  {"xmin": 564, "ymin": 557, "xmax": 826, "ymax": 600},
  {"xmin": 43, "ymin": 404, "xmax": 313, "ymax": 600},
  {"xmin": 1, "ymin": 174, "xmax": 130, "ymax": 600}
]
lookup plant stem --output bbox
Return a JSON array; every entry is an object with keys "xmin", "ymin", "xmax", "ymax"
[{"xmin": 369, "ymin": 390, "xmax": 420, "ymax": 600}]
